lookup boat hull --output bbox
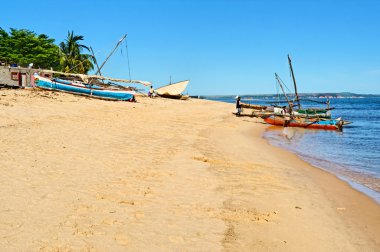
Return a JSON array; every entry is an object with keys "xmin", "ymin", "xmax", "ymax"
[
  {"xmin": 263, "ymin": 115, "xmax": 342, "ymax": 130},
  {"xmin": 157, "ymin": 93, "xmax": 189, "ymax": 100},
  {"xmin": 35, "ymin": 76, "xmax": 135, "ymax": 101}
]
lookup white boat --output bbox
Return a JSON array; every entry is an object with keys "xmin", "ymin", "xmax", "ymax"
[{"xmin": 155, "ymin": 80, "xmax": 190, "ymax": 99}]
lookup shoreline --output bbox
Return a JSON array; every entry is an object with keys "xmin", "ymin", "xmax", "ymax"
[
  {"xmin": 262, "ymin": 130, "xmax": 380, "ymax": 204},
  {"xmin": 262, "ymin": 127, "xmax": 380, "ymax": 205},
  {"xmin": 228, "ymin": 113, "xmax": 380, "ymax": 250},
  {"xmin": 0, "ymin": 89, "xmax": 379, "ymax": 250}
]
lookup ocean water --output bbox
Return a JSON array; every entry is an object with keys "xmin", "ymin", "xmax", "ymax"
[{"xmin": 205, "ymin": 96, "xmax": 380, "ymax": 203}]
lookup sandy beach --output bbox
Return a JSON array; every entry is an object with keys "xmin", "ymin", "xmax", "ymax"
[{"xmin": 0, "ymin": 89, "xmax": 379, "ymax": 251}]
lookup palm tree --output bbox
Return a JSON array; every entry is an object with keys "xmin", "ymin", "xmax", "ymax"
[{"xmin": 59, "ymin": 31, "xmax": 94, "ymax": 74}]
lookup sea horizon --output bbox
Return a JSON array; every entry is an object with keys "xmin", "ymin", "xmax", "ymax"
[{"xmin": 194, "ymin": 92, "xmax": 380, "ymax": 98}]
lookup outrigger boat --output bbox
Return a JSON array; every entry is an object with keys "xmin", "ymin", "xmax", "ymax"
[
  {"xmin": 34, "ymin": 33, "xmax": 151, "ymax": 101},
  {"xmin": 262, "ymin": 55, "xmax": 351, "ymax": 130},
  {"xmin": 263, "ymin": 115, "xmax": 346, "ymax": 131},
  {"xmin": 34, "ymin": 70, "xmax": 150, "ymax": 101},
  {"xmin": 249, "ymin": 56, "xmax": 333, "ymax": 119}
]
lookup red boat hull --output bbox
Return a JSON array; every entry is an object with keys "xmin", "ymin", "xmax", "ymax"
[{"xmin": 263, "ymin": 116, "xmax": 339, "ymax": 130}]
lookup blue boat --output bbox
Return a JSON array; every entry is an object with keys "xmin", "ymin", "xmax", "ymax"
[{"xmin": 35, "ymin": 75, "xmax": 136, "ymax": 101}]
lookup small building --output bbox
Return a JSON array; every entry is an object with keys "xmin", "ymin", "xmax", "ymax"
[{"xmin": 0, "ymin": 65, "xmax": 52, "ymax": 88}]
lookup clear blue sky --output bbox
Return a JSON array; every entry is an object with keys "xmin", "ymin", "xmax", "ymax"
[{"xmin": 1, "ymin": 0, "xmax": 379, "ymax": 95}]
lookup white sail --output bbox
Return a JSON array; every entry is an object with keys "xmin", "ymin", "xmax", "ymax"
[{"xmin": 155, "ymin": 80, "xmax": 189, "ymax": 95}]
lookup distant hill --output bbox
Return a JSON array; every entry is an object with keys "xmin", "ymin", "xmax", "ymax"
[
  {"xmin": 196, "ymin": 92, "xmax": 380, "ymax": 99},
  {"xmin": 297, "ymin": 92, "xmax": 379, "ymax": 98}
]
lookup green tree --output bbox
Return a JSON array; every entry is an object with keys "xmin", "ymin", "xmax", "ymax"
[
  {"xmin": 59, "ymin": 31, "xmax": 94, "ymax": 74},
  {"xmin": 0, "ymin": 28, "xmax": 60, "ymax": 69}
]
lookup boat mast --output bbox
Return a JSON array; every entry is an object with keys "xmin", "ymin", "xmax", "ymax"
[
  {"xmin": 95, "ymin": 33, "xmax": 127, "ymax": 75},
  {"xmin": 288, "ymin": 54, "xmax": 301, "ymax": 109},
  {"xmin": 275, "ymin": 73, "xmax": 292, "ymax": 107}
]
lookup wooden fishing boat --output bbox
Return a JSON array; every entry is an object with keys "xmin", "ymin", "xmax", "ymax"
[
  {"xmin": 156, "ymin": 80, "xmax": 190, "ymax": 100},
  {"xmin": 35, "ymin": 75, "xmax": 137, "ymax": 101},
  {"xmin": 263, "ymin": 115, "xmax": 345, "ymax": 131}
]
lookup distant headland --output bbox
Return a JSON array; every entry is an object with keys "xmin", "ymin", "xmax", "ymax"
[{"xmin": 196, "ymin": 92, "xmax": 380, "ymax": 99}]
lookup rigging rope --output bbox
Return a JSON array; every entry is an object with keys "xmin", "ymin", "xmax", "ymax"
[
  {"xmin": 277, "ymin": 74, "xmax": 294, "ymax": 101},
  {"xmin": 125, "ymin": 39, "xmax": 131, "ymax": 81},
  {"xmin": 275, "ymin": 77, "xmax": 280, "ymax": 103}
]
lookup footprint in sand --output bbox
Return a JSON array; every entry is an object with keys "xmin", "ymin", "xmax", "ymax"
[
  {"xmin": 102, "ymin": 218, "xmax": 118, "ymax": 226},
  {"xmin": 119, "ymin": 200, "xmax": 136, "ymax": 206},
  {"xmin": 168, "ymin": 235, "xmax": 185, "ymax": 244},
  {"xmin": 134, "ymin": 212, "xmax": 145, "ymax": 220},
  {"xmin": 115, "ymin": 234, "xmax": 129, "ymax": 246}
]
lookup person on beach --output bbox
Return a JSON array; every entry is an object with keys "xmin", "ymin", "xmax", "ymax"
[
  {"xmin": 282, "ymin": 106, "xmax": 291, "ymax": 127},
  {"xmin": 148, "ymin": 85, "xmax": 155, "ymax": 98},
  {"xmin": 288, "ymin": 101, "xmax": 294, "ymax": 115},
  {"xmin": 235, "ymin": 96, "xmax": 242, "ymax": 116}
]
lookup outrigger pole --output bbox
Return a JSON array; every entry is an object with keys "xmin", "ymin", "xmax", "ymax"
[
  {"xmin": 288, "ymin": 54, "xmax": 301, "ymax": 109},
  {"xmin": 95, "ymin": 33, "xmax": 128, "ymax": 75}
]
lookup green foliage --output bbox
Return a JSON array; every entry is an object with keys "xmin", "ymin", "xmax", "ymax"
[
  {"xmin": 58, "ymin": 31, "xmax": 94, "ymax": 74},
  {"xmin": 0, "ymin": 28, "xmax": 60, "ymax": 69},
  {"xmin": 0, "ymin": 28, "xmax": 95, "ymax": 74}
]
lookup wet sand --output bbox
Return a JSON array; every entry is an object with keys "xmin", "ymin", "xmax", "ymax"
[{"xmin": 0, "ymin": 89, "xmax": 379, "ymax": 251}]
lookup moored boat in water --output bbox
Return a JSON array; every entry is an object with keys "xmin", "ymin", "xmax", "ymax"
[
  {"xmin": 263, "ymin": 115, "xmax": 348, "ymax": 131},
  {"xmin": 261, "ymin": 55, "xmax": 352, "ymax": 130}
]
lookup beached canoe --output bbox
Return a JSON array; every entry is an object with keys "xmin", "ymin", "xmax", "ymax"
[
  {"xmin": 35, "ymin": 75, "xmax": 136, "ymax": 101},
  {"xmin": 157, "ymin": 93, "xmax": 190, "ymax": 100},
  {"xmin": 263, "ymin": 115, "xmax": 344, "ymax": 131}
]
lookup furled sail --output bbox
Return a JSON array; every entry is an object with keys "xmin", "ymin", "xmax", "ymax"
[
  {"xmin": 155, "ymin": 80, "xmax": 189, "ymax": 95},
  {"xmin": 42, "ymin": 70, "xmax": 151, "ymax": 86}
]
